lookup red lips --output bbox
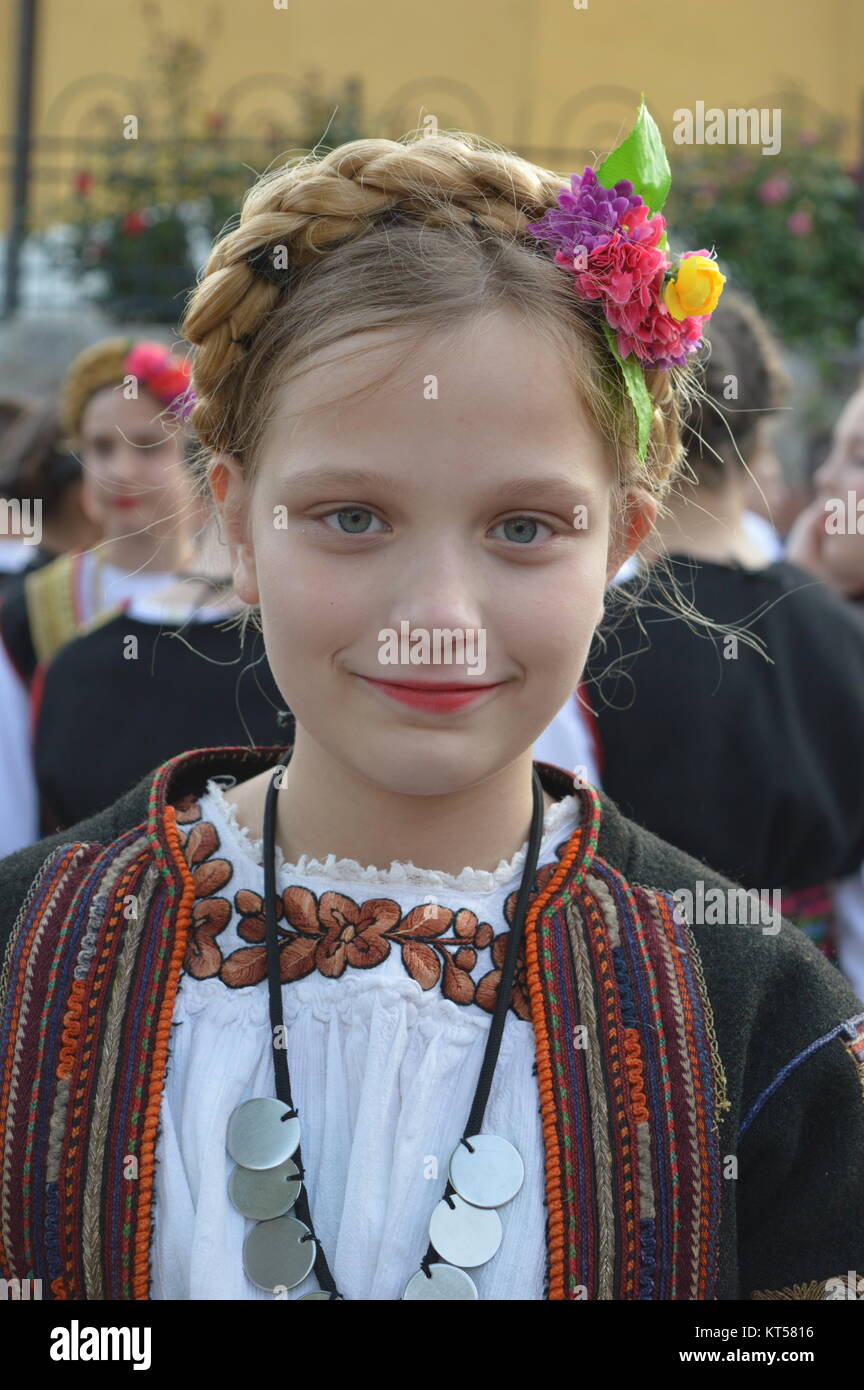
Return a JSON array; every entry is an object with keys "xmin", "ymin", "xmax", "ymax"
[{"xmin": 359, "ymin": 675, "xmax": 504, "ymax": 713}]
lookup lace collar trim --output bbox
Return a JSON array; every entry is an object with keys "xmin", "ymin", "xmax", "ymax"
[{"xmin": 201, "ymin": 775, "xmax": 581, "ymax": 894}]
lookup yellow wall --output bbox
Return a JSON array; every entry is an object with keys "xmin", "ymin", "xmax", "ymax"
[{"xmin": 1, "ymin": 0, "xmax": 860, "ymax": 226}]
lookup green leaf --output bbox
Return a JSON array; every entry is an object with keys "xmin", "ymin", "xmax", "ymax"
[
  {"xmin": 596, "ymin": 96, "xmax": 671, "ymax": 215},
  {"xmin": 601, "ymin": 321, "xmax": 653, "ymax": 466}
]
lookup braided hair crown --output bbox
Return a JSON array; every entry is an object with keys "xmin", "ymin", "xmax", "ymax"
[{"xmin": 180, "ymin": 131, "xmax": 688, "ymax": 493}]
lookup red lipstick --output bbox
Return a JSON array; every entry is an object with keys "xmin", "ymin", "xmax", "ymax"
[{"xmin": 359, "ymin": 675, "xmax": 505, "ymax": 713}]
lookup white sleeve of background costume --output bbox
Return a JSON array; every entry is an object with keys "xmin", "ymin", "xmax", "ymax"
[
  {"xmin": 533, "ymin": 693, "xmax": 601, "ymax": 787},
  {"xmin": 0, "ymin": 641, "xmax": 40, "ymax": 856},
  {"xmin": 833, "ymin": 865, "xmax": 864, "ymax": 1006}
]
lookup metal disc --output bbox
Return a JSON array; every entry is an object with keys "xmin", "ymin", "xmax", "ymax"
[
  {"xmin": 243, "ymin": 1214, "xmax": 316, "ymax": 1292},
  {"xmin": 226, "ymin": 1097, "xmax": 300, "ymax": 1170},
  {"xmin": 228, "ymin": 1156, "xmax": 301, "ymax": 1220},
  {"xmin": 449, "ymin": 1134, "xmax": 525, "ymax": 1209},
  {"xmin": 428, "ymin": 1195, "xmax": 502, "ymax": 1268},
  {"xmin": 403, "ymin": 1263, "xmax": 479, "ymax": 1300},
  {"xmin": 297, "ymin": 1291, "xmax": 340, "ymax": 1300}
]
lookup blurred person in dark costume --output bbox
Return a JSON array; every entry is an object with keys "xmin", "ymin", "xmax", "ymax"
[{"xmin": 582, "ymin": 292, "xmax": 864, "ymax": 979}]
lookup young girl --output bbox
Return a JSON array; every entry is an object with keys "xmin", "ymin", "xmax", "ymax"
[
  {"xmin": 24, "ymin": 510, "xmax": 291, "ymax": 840},
  {"xmin": 0, "ymin": 338, "xmax": 199, "ymax": 854},
  {"xmin": 1, "ymin": 108, "xmax": 863, "ymax": 1302}
]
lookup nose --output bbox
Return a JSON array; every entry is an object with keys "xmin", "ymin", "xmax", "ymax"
[
  {"xmin": 384, "ymin": 541, "xmax": 486, "ymax": 638},
  {"xmin": 106, "ymin": 441, "xmax": 150, "ymax": 490}
]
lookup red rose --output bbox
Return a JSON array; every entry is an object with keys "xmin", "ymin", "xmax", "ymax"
[{"xmin": 121, "ymin": 211, "xmax": 146, "ymax": 236}]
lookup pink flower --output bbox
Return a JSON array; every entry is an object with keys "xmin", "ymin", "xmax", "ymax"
[
  {"xmin": 123, "ymin": 342, "xmax": 193, "ymax": 414},
  {"xmin": 615, "ymin": 299, "xmax": 705, "ymax": 370},
  {"xmin": 787, "ymin": 209, "xmax": 812, "ymax": 238},
  {"xmin": 758, "ymin": 176, "xmax": 791, "ymax": 205},
  {"xmin": 617, "ymin": 203, "xmax": 666, "ymax": 248},
  {"xmin": 574, "ymin": 231, "xmax": 667, "ymax": 337},
  {"xmin": 125, "ymin": 342, "xmax": 173, "ymax": 379}
]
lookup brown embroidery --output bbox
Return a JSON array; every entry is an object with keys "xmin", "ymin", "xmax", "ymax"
[{"xmin": 174, "ymin": 794, "xmax": 569, "ymax": 1019}]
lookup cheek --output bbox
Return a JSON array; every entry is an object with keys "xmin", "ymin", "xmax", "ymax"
[
  {"xmin": 824, "ymin": 529, "xmax": 864, "ymax": 581},
  {"xmin": 254, "ymin": 535, "xmax": 365, "ymax": 652},
  {"xmin": 501, "ymin": 547, "xmax": 608, "ymax": 666}
]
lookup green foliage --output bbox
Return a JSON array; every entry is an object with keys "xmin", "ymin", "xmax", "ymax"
[
  {"xmin": 53, "ymin": 10, "xmax": 366, "ymax": 324},
  {"xmin": 596, "ymin": 96, "xmax": 671, "ymax": 215},
  {"xmin": 67, "ymin": 207, "xmax": 197, "ymax": 323},
  {"xmin": 665, "ymin": 120, "xmax": 864, "ymax": 355}
]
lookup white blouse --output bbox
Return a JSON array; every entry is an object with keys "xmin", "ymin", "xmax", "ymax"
[{"xmin": 150, "ymin": 777, "xmax": 582, "ymax": 1301}]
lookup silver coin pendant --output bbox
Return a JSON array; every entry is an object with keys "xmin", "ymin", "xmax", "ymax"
[
  {"xmin": 449, "ymin": 1133, "xmax": 524, "ymax": 1209},
  {"xmin": 403, "ymin": 1263, "xmax": 479, "ymax": 1300},
  {"xmin": 228, "ymin": 1155, "xmax": 301, "ymax": 1221},
  {"xmin": 243, "ymin": 1214, "xmax": 316, "ymax": 1292},
  {"xmin": 226, "ymin": 1097, "xmax": 300, "ymax": 1170},
  {"xmin": 428, "ymin": 1194, "xmax": 502, "ymax": 1268}
]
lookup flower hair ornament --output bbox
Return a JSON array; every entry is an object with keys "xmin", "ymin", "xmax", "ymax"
[
  {"xmin": 525, "ymin": 98, "xmax": 725, "ymax": 462},
  {"xmin": 123, "ymin": 340, "xmax": 196, "ymax": 422}
]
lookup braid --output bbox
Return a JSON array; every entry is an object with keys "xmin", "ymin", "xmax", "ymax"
[
  {"xmin": 180, "ymin": 135, "xmax": 567, "ymax": 455},
  {"xmin": 180, "ymin": 131, "xmax": 695, "ymax": 500}
]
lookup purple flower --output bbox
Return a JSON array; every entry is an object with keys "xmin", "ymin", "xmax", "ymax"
[{"xmin": 525, "ymin": 166, "xmax": 645, "ymax": 261}]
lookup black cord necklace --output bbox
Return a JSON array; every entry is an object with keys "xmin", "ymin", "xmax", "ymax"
[{"xmin": 224, "ymin": 748, "xmax": 546, "ymax": 1300}]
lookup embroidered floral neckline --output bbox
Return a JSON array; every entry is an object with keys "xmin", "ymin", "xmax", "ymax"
[
  {"xmin": 205, "ymin": 775, "xmax": 581, "ymax": 893},
  {"xmin": 172, "ymin": 783, "xmax": 585, "ymax": 1018}
]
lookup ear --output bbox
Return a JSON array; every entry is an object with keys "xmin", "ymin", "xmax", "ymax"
[
  {"xmin": 605, "ymin": 486, "xmax": 657, "ymax": 585},
  {"xmin": 207, "ymin": 454, "xmax": 259, "ymax": 605}
]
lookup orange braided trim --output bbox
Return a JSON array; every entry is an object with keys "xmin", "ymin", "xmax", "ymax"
[
  {"xmin": 56, "ymin": 979, "xmax": 87, "ymax": 1081},
  {"xmin": 523, "ymin": 809, "xmax": 593, "ymax": 1301},
  {"xmin": 622, "ymin": 1028, "xmax": 649, "ymax": 1124},
  {"xmin": 131, "ymin": 804, "xmax": 195, "ymax": 1300},
  {"xmin": 50, "ymin": 1275, "xmax": 67, "ymax": 1299}
]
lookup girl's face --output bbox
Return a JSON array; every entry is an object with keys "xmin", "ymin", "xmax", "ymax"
[
  {"xmin": 813, "ymin": 386, "xmax": 864, "ymax": 596},
  {"xmin": 213, "ymin": 311, "xmax": 655, "ymax": 796},
  {"xmin": 79, "ymin": 385, "xmax": 193, "ymax": 541}
]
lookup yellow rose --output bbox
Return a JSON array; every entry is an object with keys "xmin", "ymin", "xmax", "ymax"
[{"xmin": 664, "ymin": 255, "xmax": 725, "ymax": 321}]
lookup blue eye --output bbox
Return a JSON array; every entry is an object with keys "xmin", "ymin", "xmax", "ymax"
[
  {"xmin": 492, "ymin": 517, "xmax": 553, "ymax": 544},
  {"xmin": 320, "ymin": 508, "xmax": 383, "ymax": 534}
]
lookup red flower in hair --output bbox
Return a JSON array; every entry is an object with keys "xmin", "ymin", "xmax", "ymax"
[
  {"xmin": 123, "ymin": 341, "xmax": 193, "ymax": 415},
  {"xmin": 121, "ymin": 211, "xmax": 146, "ymax": 236},
  {"xmin": 572, "ymin": 231, "xmax": 667, "ymax": 337}
]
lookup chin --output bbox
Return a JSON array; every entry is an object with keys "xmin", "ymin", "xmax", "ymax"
[{"xmin": 347, "ymin": 735, "xmax": 513, "ymax": 799}]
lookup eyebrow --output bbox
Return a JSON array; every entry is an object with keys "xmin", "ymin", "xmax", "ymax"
[{"xmin": 276, "ymin": 467, "xmax": 597, "ymax": 502}]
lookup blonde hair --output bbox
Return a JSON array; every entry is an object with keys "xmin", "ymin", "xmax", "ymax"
[
  {"xmin": 180, "ymin": 131, "xmax": 697, "ymax": 511},
  {"xmin": 60, "ymin": 337, "xmax": 132, "ymax": 448}
]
